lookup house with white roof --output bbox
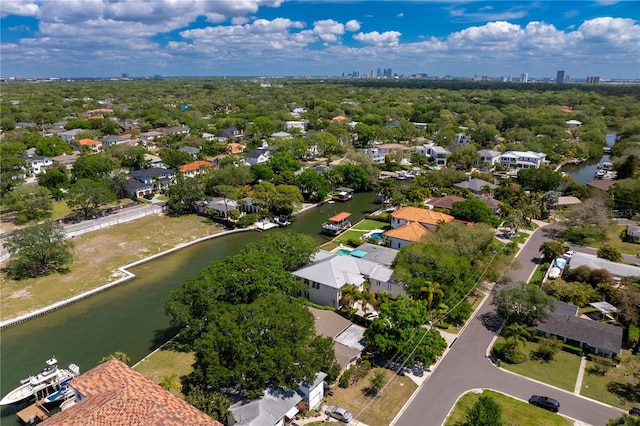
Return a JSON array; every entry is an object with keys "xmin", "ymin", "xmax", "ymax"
[
  {"xmin": 285, "ymin": 121, "xmax": 307, "ymax": 131},
  {"xmin": 292, "ymin": 251, "xmax": 402, "ymax": 307},
  {"xmin": 415, "ymin": 142, "xmax": 450, "ymax": 167},
  {"xmin": 566, "ymin": 120, "xmax": 582, "ymax": 128},
  {"xmin": 498, "ymin": 150, "xmax": 547, "ymax": 169},
  {"xmin": 477, "ymin": 149, "xmax": 502, "ymax": 166}
]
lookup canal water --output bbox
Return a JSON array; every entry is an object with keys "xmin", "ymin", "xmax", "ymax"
[
  {"xmin": 560, "ymin": 132, "xmax": 617, "ymax": 184},
  {"xmin": 0, "ymin": 191, "xmax": 381, "ymax": 424}
]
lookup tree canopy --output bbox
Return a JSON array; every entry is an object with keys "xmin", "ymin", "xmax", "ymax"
[
  {"xmin": 492, "ymin": 282, "xmax": 556, "ymax": 325},
  {"xmin": 2, "ymin": 184, "xmax": 52, "ymax": 223},
  {"xmin": 5, "ymin": 221, "xmax": 73, "ymax": 279}
]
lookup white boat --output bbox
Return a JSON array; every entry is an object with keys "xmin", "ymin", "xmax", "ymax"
[{"xmin": 0, "ymin": 358, "xmax": 80, "ymax": 406}]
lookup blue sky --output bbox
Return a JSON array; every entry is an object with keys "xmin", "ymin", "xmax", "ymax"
[{"xmin": 1, "ymin": 1, "xmax": 639, "ymax": 79}]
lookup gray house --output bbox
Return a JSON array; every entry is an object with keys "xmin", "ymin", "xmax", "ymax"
[
  {"xmin": 454, "ymin": 178, "xmax": 497, "ymax": 195},
  {"xmin": 131, "ymin": 167, "xmax": 175, "ymax": 190},
  {"xmin": 535, "ymin": 314, "xmax": 623, "ymax": 358}
]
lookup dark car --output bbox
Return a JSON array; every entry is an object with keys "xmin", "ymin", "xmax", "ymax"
[
  {"xmin": 630, "ymin": 407, "xmax": 640, "ymax": 416},
  {"xmin": 529, "ymin": 395, "xmax": 560, "ymax": 412}
]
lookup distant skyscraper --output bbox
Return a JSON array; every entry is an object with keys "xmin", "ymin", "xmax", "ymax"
[
  {"xmin": 586, "ymin": 76, "xmax": 600, "ymax": 84},
  {"xmin": 376, "ymin": 68, "xmax": 381, "ymax": 77},
  {"xmin": 556, "ymin": 70, "xmax": 565, "ymax": 84},
  {"xmin": 520, "ymin": 73, "xmax": 529, "ymax": 83},
  {"xmin": 121, "ymin": 72, "xmax": 129, "ymax": 79}
]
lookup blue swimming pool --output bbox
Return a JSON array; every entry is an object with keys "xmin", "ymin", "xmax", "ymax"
[
  {"xmin": 336, "ymin": 249, "xmax": 352, "ymax": 256},
  {"xmin": 369, "ymin": 232, "xmax": 384, "ymax": 241}
]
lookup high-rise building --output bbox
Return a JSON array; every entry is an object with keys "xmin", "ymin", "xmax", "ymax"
[
  {"xmin": 520, "ymin": 73, "xmax": 528, "ymax": 83},
  {"xmin": 556, "ymin": 70, "xmax": 565, "ymax": 84},
  {"xmin": 376, "ymin": 68, "xmax": 381, "ymax": 77},
  {"xmin": 586, "ymin": 76, "xmax": 600, "ymax": 84}
]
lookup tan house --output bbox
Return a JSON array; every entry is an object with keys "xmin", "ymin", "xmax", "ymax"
[
  {"xmin": 179, "ymin": 160, "xmax": 213, "ymax": 178},
  {"xmin": 390, "ymin": 206, "xmax": 454, "ymax": 230},
  {"xmin": 384, "ymin": 221, "xmax": 430, "ymax": 249}
]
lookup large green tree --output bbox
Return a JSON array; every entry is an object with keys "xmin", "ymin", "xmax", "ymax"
[
  {"xmin": 167, "ymin": 174, "xmax": 204, "ymax": 215},
  {"xmin": 364, "ymin": 296, "xmax": 447, "ymax": 366},
  {"xmin": 2, "ymin": 185, "xmax": 53, "ymax": 223},
  {"xmin": 451, "ymin": 198, "xmax": 499, "ymax": 227},
  {"xmin": 0, "ymin": 141, "xmax": 27, "ymax": 196},
  {"xmin": 71, "ymin": 154, "xmax": 118, "ymax": 181},
  {"xmin": 492, "ymin": 282, "xmax": 556, "ymax": 325},
  {"xmin": 465, "ymin": 395, "xmax": 503, "ymax": 426},
  {"xmin": 242, "ymin": 231, "xmax": 317, "ymax": 272},
  {"xmin": 516, "ymin": 167, "xmax": 561, "ymax": 193},
  {"xmin": 295, "ymin": 169, "xmax": 330, "ymax": 202},
  {"xmin": 5, "ymin": 221, "xmax": 73, "ymax": 279},
  {"xmin": 187, "ymin": 293, "xmax": 337, "ymax": 398},
  {"xmin": 67, "ymin": 178, "xmax": 117, "ymax": 219}
]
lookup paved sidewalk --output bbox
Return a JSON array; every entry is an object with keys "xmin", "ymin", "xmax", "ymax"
[{"xmin": 574, "ymin": 356, "xmax": 588, "ymax": 394}]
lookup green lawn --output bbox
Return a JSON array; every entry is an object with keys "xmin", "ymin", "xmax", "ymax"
[
  {"xmin": 351, "ymin": 219, "xmax": 390, "ymax": 231},
  {"xmin": 134, "ymin": 348, "xmax": 195, "ymax": 398},
  {"xmin": 332, "ymin": 219, "xmax": 389, "ymax": 246},
  {"xmin": 444, "ymin": 389, "xmax": 572, "ymax": 426},
  {"xmin": 588, "ymin": 223, "xmax": 640, "ymax": 256},
  {"xmin": 581, "ymin": 351, "xmax": 640, "ymax": 411},
  {"xmin": 498, "ymin": 339, "xmax": 582, "ymax": 392},
  {"xmin": 530, "ymin": 264, "xmax": 546, "ymax": 283}
]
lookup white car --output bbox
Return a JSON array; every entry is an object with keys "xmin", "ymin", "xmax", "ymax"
[
  {"xmin": 563, "ymin": 250, "xmax": 575, "ymax": 258},
  {"xmin": 326, "ymin": 406, "xmax": 353, "ymax": 423},
  {"xmin": 548, "ymin": 267, "xmax": 561, "ymax": 279},
  {"xmin": 363, "ymin": 312, "xmax": 379, "ymax": 320}
]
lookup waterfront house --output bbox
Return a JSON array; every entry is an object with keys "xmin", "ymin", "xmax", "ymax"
[
  {"xmin": 498, "ymin": 150, "xmax": 547, "ymax": 169},
  {"xmin": 321, "ymin": 212, "xmax": 352, "ymax": 236},
  {"xmin": 416, "ymin": 142, "xmax": 450, "ymax": 167},
  {"xmin": 384, "ymin": 221, "xmax": 430, "ymax": 249},
  {"xmin": 453, "ymin": 178, "xmax": 497, "ymax": 195},
  {"xmin": 42, "ymin": 359, "xmax": 221, "ymax": 425},
  {"xmin": 390, "ymin": 206, "xmax": 454, "ymax": 231},
  {"xmin": 197, "ymin": 197, "xmax": 239, "ymax": 218},
  {"xmin": 292, "ymin": 250, "xmax": 400, "ymax": 307}
]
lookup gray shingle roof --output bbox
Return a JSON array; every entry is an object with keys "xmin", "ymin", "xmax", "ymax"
[
  {"xmin": 353, "ymin": 243, "xmax": 399, "ymax": 267},
  {"xmin": 453, "ymin": 178, "xmax": 497, "ymax": 192},
  {"xmin": 229, "ymin": 388, "xmax": 302, "ymax": 426},
  {"xmin": 292, "ymin": 254, "xmax": 392, "ymax": 289},
  {"xmin": 569, "ymin": 252, "xmax": 640, "ymax": 278},
  {"xmin": 131, "ymin": 167, "xmax": 175, "ymax": 178},
  {"xmin": 536, "ymin": 314, "xmax": 623, "ymax": 354}
]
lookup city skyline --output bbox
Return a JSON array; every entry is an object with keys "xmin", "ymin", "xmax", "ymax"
[{"xmin": 1, "ymin": 1, "xmax": 639, "ymax": 79}]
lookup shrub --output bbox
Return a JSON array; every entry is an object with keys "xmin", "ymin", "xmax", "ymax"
[
  {"xmin": 448, "ymin": 300, "xmax": 472, "ymax": 326},
  {"xmin": 597, "ymin": 244, "xmax": 622, "ymax": 262},
  {"xmin": 338, "ymin": 369, "xmax": 351, "ymax": 388},
  {"xmin": 531, "ymin": 337, "xmax": 562, "ymax": 362},
  {"xmin": 236, "ymin": 213, "xmax": 258, "ymax": 228}
]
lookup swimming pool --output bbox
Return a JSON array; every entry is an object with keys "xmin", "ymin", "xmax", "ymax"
[
  {"xmin": 336, "ymin": 249, "xmax": 352, "ymax": 256},
  {"xmin": 369, "ymin": 232, "xmax": 384, "ymax": 241}
]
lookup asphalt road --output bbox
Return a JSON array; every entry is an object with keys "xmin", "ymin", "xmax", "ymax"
[{"xmin": 394, "ymin": 223, "xmax": 624, "ymax": 426}]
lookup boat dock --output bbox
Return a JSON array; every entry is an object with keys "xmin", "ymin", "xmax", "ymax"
[{"xmin": 17, "ymin": 400, "xmax": 50, "ymax": 424}]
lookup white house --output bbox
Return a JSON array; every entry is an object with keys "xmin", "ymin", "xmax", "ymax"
[
  {"xmin": 455, "ymin": 133, "xmax": 471, "ymax": 145},
  {"xmin": 361, "ymin": 147, "xmax": 385, "ymax": 164},
  {"xmin": 292, "ymin": 251, "xmax": 403, "ymax": 306},
  {"xmin": 498, "ymin": 150, "xmax": 547, "ymax": 169},
  {"xmin": 415, "ymin": 142, "xmax": 450, "ymax": 167},
  {"xmin": 24, "ymin": 154, "xmax": 53, "ymax": 175},
  {"xmin": 244, "ymin": 147, "xmax": 272, "ymax": 166},
  {"xmin": 477, "ymin": 149, "xmax": 502, "ymax": 166},
  {"xmin": 285, "ymin": 121, "xmax": 307, "ymax": 131},
  {"xmin": 566, "ymin": 120, "xmax": 582, "ymax": 128},
  {"xmin": 202, "ymin": 132, "xmax": 215, "ymax": 141}
]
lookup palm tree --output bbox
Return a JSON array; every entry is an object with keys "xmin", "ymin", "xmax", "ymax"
[
  {"xmin": 502, "ymin": 210, "xmax": 523, "ymax": 236},
  {"xmin": 419, "ymin": 281, "xmax": 444, "ymax": 309},
  {"xmin": 360, "ymin": 290, "xmax": 377, "ymax": 314},
  {"xmin": 375, "ymin": 291, "xmax": 393, "ymax": 306},
  {"xmin": 502, "ymin": 323, "xmax": 530, "ymax": 354},
  {"xmin": 340, "ymin": 284, "xmax": 361, "ymax": 309}
]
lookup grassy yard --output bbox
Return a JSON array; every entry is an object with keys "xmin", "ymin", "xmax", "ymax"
[
  {"xmin": 589, "ymin": 223, "xmax": 640, "ymax": 256},
  {"xmin": 581, "ymin": 351, "xmax": 640, "ymax": 411},
  {"xmin": 324, "ymin": 367, "xmax": 417, "ymax": 426},
  {"xmin": 134, "ymin": 348, "xmax": 195, "ymax": 398},
  {"xmin": 0, "ymin": 214, "xmax": 223, "ymax": 321},
  {"xmin": 498, "ymin": 339, "xmax": 582, "ymax": 392},
  {"xmin": 332, "ymin": 219, "xmax": 389, "ymax": 246},
  {"xmin": 444, "ymin": 389, "xmax": 572, "ymax": 426},
  {"xmin": 530, "ymin": 264, "xmax": 546, "ymax": 283}
]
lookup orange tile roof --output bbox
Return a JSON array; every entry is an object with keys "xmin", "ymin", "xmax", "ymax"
[
  {"xmin": 179, "ymin": 160, "xmax": 213, "ymax": 173},
  {"xmin": 331, "ymin": 115, "xmax": 347, "ymax": 121},
  {"xmin": 227, "ymin": 143, "xmax": 246, "ymax": 153},
  {"xmin": 43, "ymin": 359, "xmax": 221, "ymax": 426},
  {"xmin": 391, "ymin": 206, "xmax": 454, "ymax": 226},
  {"xmin": 384, "ymin": 221, "xmax": 429, "ymax": 243},
  {"xmin": 328, "ymin": 212, "xmax": 351, "ymax": 222},
  {"xmin": 78, "ymin": 138, "xmax": 100, "ymax": 146}
]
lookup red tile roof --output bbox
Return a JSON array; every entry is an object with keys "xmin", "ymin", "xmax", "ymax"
[
  {"xmin": 384, "ymin": 221, "xmax": 429, "ymax": 242},
  {"xmin": 428, "ymin": 195, "xmax": 465, "ymax": 210},
  {"xmin": 43, "ymin": 359, "xmax": 221, "ymax": 426},
  {"xmin": 179, "ymin": 160, "xmax": 213, "ymax": 173},
  {"xmin": 391, "ymin": 206, "xmax": 454, "ymax": 226},
  {"xmin": 78, "ymin": 138, "xmax": 101, "ymax": 146}
]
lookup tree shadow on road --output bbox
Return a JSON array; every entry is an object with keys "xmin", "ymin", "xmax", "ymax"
[{"xmin": 478, "ymin": 312, "xmax": 504, "ymax": 333}]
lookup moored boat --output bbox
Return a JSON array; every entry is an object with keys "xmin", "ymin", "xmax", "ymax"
[{"xmin": 0, "ymin": 358, "xmax": 80, "ymax": 406}]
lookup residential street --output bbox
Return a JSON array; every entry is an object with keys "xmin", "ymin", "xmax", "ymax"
[{"xmin": 393, "ymin": 223, "xmax": 624, "ymax": 426}]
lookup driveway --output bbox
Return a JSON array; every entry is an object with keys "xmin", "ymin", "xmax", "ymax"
[{"xmin": 392, "ymin": 223, "xmax": 624, "ymax": 426}]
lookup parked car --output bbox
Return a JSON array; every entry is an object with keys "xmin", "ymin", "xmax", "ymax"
[
  {"xmin": 563, "ymin": 250, "xmax": 575, "ymax": 259},
  {"xmin": 326, "ymin": 405, "xmax": 353, "ymax": 423},
  {"xmin": 630, "ymin": 407, "xmax": 640, "ymax": 416},
  {"xmin": 363, "ymin": 312, "xmax": 379, "ymax": 320},
  {"xmin": 548, "ymin": 267, "xmax": 562, "ymax": 279},
  {"xmin": 529, "ymin": 395, "xmax": 560, "ymax": 412}
]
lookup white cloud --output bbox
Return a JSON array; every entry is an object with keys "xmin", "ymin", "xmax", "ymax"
[
  {"xmin": 0, "ymin": 1, "xmax": 40, "ymax": 18},
  {"xmin": 345, "ymin": 20, "xmax": 361, "ymax": 32},
  {"xmin": 396, "ymin": 13, "xmax": 404, "ymax": 18},
  {"xmin": 353, "ymin": 31, "xmax": 401, "ymax": 46},
  {"xmin": 312, "ymin": 19, "xmax": 345, "ymax": 43}
]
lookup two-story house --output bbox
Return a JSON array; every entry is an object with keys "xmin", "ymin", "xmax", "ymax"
[
  {"xmin": 477, "ymin": 149, "xmax": 502, "ymax": 167},
  {"xmin": 498, "ymin": 150, "xmax": 547, "ymax": 169},
  {"xmin": 179, "ymin": 160, "xmax": 212, "ymax": 178},
  {"xmin": 244, "ymin": 147, "xmax": 272, "ymax": 166},
  {"xmin": 415, "ymin": 142, "xmax": 450, "ymax": 167},
  {"xmin": 384, "ymin": 207, "xmax": 455, "ymax": 249},
  {"xmin": 131, "ymin": 167, "xmax": 175, "ymax": 191}
]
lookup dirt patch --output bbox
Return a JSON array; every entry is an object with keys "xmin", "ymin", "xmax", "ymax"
[{"xmin": 8, "ymin": 288, "xmax": 31, "ymax": 299}]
